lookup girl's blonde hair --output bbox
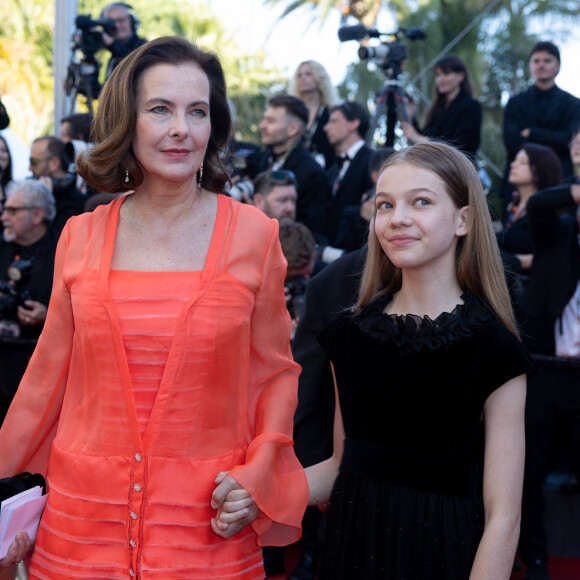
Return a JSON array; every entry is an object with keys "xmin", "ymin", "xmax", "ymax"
[
  {"xmin": 355, "ymin": 141, "xmax": 520, "ymax": 338},
  {"xmin": 288, "ymin": 60, "xmax": 338, "ymax": 108}
]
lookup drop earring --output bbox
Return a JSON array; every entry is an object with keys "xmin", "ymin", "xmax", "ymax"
[
  {"xmin": 197, "ymin": 163, "xmax": 204, "ymax": 188},
  {"xmin": 124, "ymin": 169, "xmax": 130, "ymax": 184}
]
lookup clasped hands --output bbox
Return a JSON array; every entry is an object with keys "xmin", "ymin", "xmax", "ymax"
[
  {"xmin": 211, "ymin": 471, "xmax": 259, "ymax": 539},
  {"xmin": 1, "ymin": 472, "xmax": 257, "ymax": 566}
]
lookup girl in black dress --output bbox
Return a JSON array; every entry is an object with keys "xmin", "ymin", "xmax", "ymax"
[{"xmin": 306, "ymin": 142, "xmax": 534, "ymax": 579}]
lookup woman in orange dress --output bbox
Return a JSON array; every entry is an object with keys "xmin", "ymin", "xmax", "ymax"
[{"xmin": 0, "ymin": 36, "xmax": 308, "ymax": 579}]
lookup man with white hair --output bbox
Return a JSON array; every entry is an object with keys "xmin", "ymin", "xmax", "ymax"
[{"xmin": 0, "ymin": 179, "xmax": 58, "ymax": 424}]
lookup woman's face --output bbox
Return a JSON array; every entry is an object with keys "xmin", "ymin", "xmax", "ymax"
[
  {"xmin": 0, "ymin": 139, "xmax": 9, "ymax": 172},
  {"xmin": 132, "ymin": 62, "xmax": 211, "ymax": 187},
  {"xmin": 296, "ymin": 63, "xmax": 318, "ymax": 94},
  {"xmin": 508, "ymin": 149, "xmax": 535, "ymax": 188},
  {"xmin": 374, "ymin": 162, "xmax": 469, "ymax": 274},
  {"xmin": 569, "ymin": 133, "xmax": 580, "ymax": 166},
  {"xmin": 435, "ymin": 68, "xmax": 464, "ymax": 97}
]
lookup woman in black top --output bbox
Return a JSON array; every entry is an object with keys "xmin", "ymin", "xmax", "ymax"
[
  {"xmin": 497, "ymin": 143, "xmax": 562, "ymax": 282},
  {"xmin": 288, "ymin": 60, "xmax": 338, "ymax": 169},
  {"xmin": 402, "ymin": 54, "xmax": 482, "ymax": 159}
]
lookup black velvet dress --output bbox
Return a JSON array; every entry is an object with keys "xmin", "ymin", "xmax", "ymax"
[{"xmin": 317, "ymin": 293, "xmax": 535, "ymax": 580}]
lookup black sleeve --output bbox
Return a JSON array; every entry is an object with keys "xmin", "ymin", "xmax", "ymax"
[
  {"xmin": 0, "ymin": 99, "xmax": 9, "ymax": 131},
  {"xmin": 292, "ymin": 276, "xmax": 336, "ymax": 466},
  {"xmin": 503, "ymin": 96, "xmax": 526, "ymax": 161},
  {"xmin": 527, "ymin": 185, "xmax": 575, "ymax": 246}
]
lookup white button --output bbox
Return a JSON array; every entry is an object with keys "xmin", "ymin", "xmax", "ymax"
[
  {"xmin": 130, "ymin": 512, "xmax": 138, "ymax": 520},
  {"xmin": 130, "ymin": 540, "xmax": 137, "ymax": 548},
  {"xmin": 134, "ymin": 484, "xmax": 142, "ymax": 492},
  {"xmin": 135, "ymin": 454, "xmax": 142, "ymax": 462},
  {"xmin": 129, "ymin": 570, "xmax": 135, "ymax": 577}
]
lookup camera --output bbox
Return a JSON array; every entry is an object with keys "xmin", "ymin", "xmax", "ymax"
[
  {"xmin": 358, "ymin": 42, "xmax": 408, "ymax": 68},
  {"xmin": 0, "ymin": 257, "xmax": 33, "ymax": 319},
  {"xmin": 338, "ymin": 23, "xmax": 425, "ymax": 72},
  {"xmin": 285, "ymin": 275, "xmax": 308, "ymax": 321},
  {"xmin": 65, "ymin": 14, "xmax": 115, "ymax": 104}
]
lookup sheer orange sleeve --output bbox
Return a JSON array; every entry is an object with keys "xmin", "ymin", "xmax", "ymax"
[
  {"xmin": 0, "ymin": 225, "xmax": 73, "ymax": 477},
  {"xmin": 229, "ymin": 222, "xmax": 309, "ymax": 546}
]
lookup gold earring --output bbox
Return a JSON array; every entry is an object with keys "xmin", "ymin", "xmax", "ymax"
[{"xmin": 197, "ymin": 163, "xmax": 204, "ymax": 188}]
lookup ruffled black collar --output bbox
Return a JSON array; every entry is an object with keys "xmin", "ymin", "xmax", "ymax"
[{"xmin": 353, "ymin": 292, "xmax": 494, "ymax": 355}]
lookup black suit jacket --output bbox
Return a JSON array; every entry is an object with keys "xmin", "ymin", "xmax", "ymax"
[
  {"xmin": 503, "ymin": 85, "xmax": 580, "ymax": 175},
  {"xmin": 253, "ymin": 141, "xmax": 331, "ymax": 242},
  {"xmin": 516, "ymin": 185, "xmax": 579, "ymax": 355},
  {"xmin": 292, "ymin": 247, "xmax": 366, "ymax": 467},
  {"xmin": 325, "ymin": 144, "xmax": 374, "ymax": 249}
]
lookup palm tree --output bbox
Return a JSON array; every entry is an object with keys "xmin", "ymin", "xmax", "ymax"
[{"xmin": 263, "ymin": 0, "xmax": 409, "ymax": 28}]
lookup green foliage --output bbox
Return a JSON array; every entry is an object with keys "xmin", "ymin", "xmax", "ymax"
[{"xmin": 0, "ymin": 0, "xmax": 286, "ymax": 145}]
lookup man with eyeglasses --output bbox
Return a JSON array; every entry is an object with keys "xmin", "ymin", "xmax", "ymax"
[
  {"xmin": 100, "ymin": 2, "xmax": 146, "ymax": 79},
  {"xmin": 0, "ymin": 180, "xmax": 58, "ymax": 425},
  {"xmin": 29, "ymin": 136, "xmax": 85, "ymax": 235}
]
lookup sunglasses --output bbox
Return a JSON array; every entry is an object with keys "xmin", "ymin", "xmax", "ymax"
[
  {"xmin": 269, "ymin": 169, "xmax": 297, "ymax": 184},
  {"xmin": 29, "ymin": 156, "xmax": 52, "ymax": 166}
]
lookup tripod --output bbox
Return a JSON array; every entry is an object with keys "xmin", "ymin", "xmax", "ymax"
[
  {"xmin": 65, "ymin": 57, "xmax": 102, "ymax": 115},
  {"xmin": 366, "ymin": 60, "xmax": 409, "ymax": 148}
]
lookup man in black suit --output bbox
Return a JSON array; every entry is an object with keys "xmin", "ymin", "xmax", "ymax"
[
  {"xmin": 323, "ymin": 101, "xmax": 374, "ymax": 252},
  {"xmin": 500, "ymin": 41, "xmax": 580, "ymax": 216},
  {"xmin": 255, "ymin": 95, "xmax": 331, "ymax": 243},
  {"xmin": 284, "ymin": 246, "xmax": 367, "ymax": 580},
  {"xmin": 516, "ymin": 183, "xmax": 580, "ymax": 580}
]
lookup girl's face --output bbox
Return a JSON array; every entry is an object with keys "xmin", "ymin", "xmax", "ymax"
[
  {"xmin": 508, "ymin": 150, "xmax": 535, "ymax": 188},
  {"xmin": 569, "ymin": 133, "xmax": 580, "ymax": 166},
  {"xmin": 434, "ymin": 68, "xmax": 464, "ymax": 97},
  {"xmin": 0, "ymin": 139, "xmax": 9, "ymax": 171},
  {"xmin": 132, "ymin": 62, "xmax": 211, "ymax": 188},
  {"xmin": 374, "ymin": 162, "xmax": 469, "ymax": 273}
]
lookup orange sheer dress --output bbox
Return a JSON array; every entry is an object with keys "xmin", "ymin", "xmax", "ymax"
[
  {"xmin": 109, "ymin": 270, "xmax": 202, "ymax": 438},
  {"xmin": 0, "ymin": 194, "xmax": 308, "ymax": 579}
]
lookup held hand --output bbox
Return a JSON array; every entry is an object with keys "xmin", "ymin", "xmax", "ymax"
[
  {"xmin": 400, "ymin": 121, "xmax": 421, "ymax": 143},
  {"xmin": 520, "ymin": 128, "xmax": 530, "ymax": 139},
  {"xmin": 38, "ymin": 176, "xmax": 53, "ymax": 191},
  {"xmin": 0, "ymin": 532, "xmax": 33, "ymax": 567},
  {"xmin": 211, "ymin": 472, "xmax": 259, "ymax": 539},
  {"xmin": 359, "ymin": 194, "xmax": 374, "ymax": 222},
  {"xmin": 101, "ymin": 31, "xmax": 115, "ymax": 46},
  {"xmin": 18, "ymin": 300, "xmax": 48, "ymax": 327},
  {"xmin": 403, "ymin": 95, "xmax": 417, "ymax": 120}
]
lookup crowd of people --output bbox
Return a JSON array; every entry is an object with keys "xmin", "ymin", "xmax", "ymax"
[{"xmin": 0, "ymin": 18, "xmax": 578, "ymax": 580}]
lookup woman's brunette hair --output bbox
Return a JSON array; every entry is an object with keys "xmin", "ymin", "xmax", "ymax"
[
  {"xmin": 0, "ymin": 133, "xmax": 13, "ymax": 192},
  {"xmin": 76, "ymin": 36, "xmax": 232, "ymax": 194},
  {"xmin": 355, "ymin": 142, "xmax": 519, "ymax": 337},
  {"xmin": 521, "ymin": 143, "xmax": 563, "ymax": 191},
  {"xmin": 288, "ymin": 60, "xmax": 338, "ymax": 108},
  {"xmin": 424, "ymin": 54, "xmax": 473, "ymax": 127}
]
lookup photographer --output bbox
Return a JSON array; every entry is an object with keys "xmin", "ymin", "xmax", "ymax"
[
  {"xmin": 99, "ymin": 3, "xmax": 146, "ymax": 79},
  {"xmin": 0, "ymin": 180, "xmax": 58, "ymax": 425},
  {"xmin": 29, "ymin": 136, "xmax": 85, "ymax": 234},
  {"xmin": 278, "ymin": 220, "xmax": 316, "ymax": 335}
]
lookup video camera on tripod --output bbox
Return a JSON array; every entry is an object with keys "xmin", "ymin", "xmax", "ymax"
[
  {"xmin": 338, "ymin": 23, "xmax": 425, "ymax": 73},
  {"xmin": 337, "ymin": 23, "xmax": 426, "ymax": 147},
  {"xmin": 65, "ymin": 15, "xmax": 115, "ymax": 111}
]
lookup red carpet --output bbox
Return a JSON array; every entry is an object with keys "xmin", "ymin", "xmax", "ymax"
[
  {"xmin": 269, "ymin": 545, "xmax": 580, "ymax": 579},
  {"xmin": 510, "ymin": 555, "xmax": 580, "ymax": 579}
]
